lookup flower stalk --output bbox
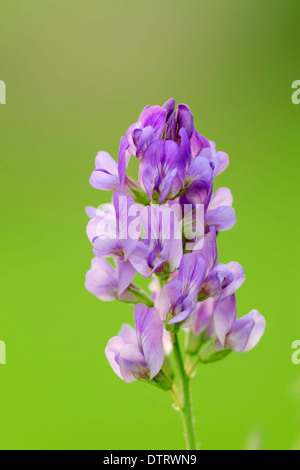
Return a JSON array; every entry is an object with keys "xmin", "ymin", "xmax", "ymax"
[{"xmin": 171, "ymin": 333, "xmax": 197, "ymax": 450}]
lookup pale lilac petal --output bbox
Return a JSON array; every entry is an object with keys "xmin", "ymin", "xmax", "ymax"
[
  {"xmin": 85, "ymin": 258, "xmax": 117, "ymax": 301},
  {"xmin": 190, "ymin": 129, "xmax": 210, "ymax": 158},
  {"xmin": 116, "ymin": 260, "xmax": 136, "ymax": 295},
  {"xmin": 195, "ymin": 226, "xmax": 218, "ymax": 272},
  {"xmin": 119, "ymin": 324, "xmax": 137, "ymax": 345},
  {"xmin": 240, "ymin": 311, "xmax": 266, "ymax": 353},
  {"xmin": 187, "ymin": 156, "xmax": 213, "ymax": 184},
  {"xmin": 127, "ymin": 241, "xmax": 151, "ymax": 278},
  {"xmin": 208, "ymin": 187, "xmax": 233, "ymax": 210},
  {"xmin": 159, "ymin": 280, "xmax": 182, "ymax": 320},
  {"xmin": 89, "ymin": 170, "xmax": 119, "ymax": 191},
  {"xmin": 159, "ymin": 168, "xmax": 178, "ymax": 203},
  {"xmin": 213, "ymin": 295, "xmax": 237, "ymax": 347},
  {"xmin": 119, "ymin": 343, "xmax": 148, "ymax": 382},
  {"xmin": 206, "ymin": 206, "xmax": 237, "ymax": 231},
  {"xmin": 105, "ymin": 336, "xmax": 126, "ymax": 379},
  {"xmin": 184, "ymin": 179, "xmax": 212, "ymax": 206},
  {"xmin": 168, "ymin": 236, "xmax": 183, "ymax": 272},
  {"xmin": 168, "ymin": 307, "xmax": 193, "ymax": 325},
  {"xmin": 95, "ymin": 151, "xmax": 118, "ymax": 174},
  {"xmin": 134, "ymin": 305, "xmax": 164, "ymax": 379},
  {"xmin": 85, "ymin": 206, "xmax": 97, "ymax": 219},
  {"xmin": 193, "ymin": 297, "xmax": 216, "ymax": 335},
  {"xmin": 226, "ymin": 315, "xmax": 254, "ymax": 353},
  {"xmin": 199, "ymin": 147, "xmax": 220, "ymax": 177},
  {"xmin": 179, "ymin": 253, "xmax": 207, "ymax": 296},
  {"xmin": 221, "ymin": 261, "xmax": 245, "ymax": 299},
  {"xmin": 93, "ymin": 237, "xmax": 122, "ymax": 258},
  {"xmin": 217, "ymin": 151, "xmax": 229, "ymax": 174}
]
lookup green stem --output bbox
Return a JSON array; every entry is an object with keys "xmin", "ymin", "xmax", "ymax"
[{"xmin": 171, "ymin": 333, "xmax": 198, "ymax": 450}]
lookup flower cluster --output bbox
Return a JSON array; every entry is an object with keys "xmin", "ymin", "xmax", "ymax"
[{"xmin": 85, "ymin": 99, "xmax": 265, "ymax": 390}]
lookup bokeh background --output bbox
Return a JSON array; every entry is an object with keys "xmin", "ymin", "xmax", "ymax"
[{"xmin": 0, "ymin": 0, "xmax": 299, "ymax": 450}]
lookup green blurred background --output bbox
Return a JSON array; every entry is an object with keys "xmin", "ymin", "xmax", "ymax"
[{"xmin": 0, "ymin": 0, "xmax": 299, "ymax": 450}]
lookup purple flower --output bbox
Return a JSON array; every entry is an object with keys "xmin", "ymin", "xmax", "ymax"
[
  {"xmin": 196, "ymin": 227, "xmax": 245, "ymax": 300},
  {"xmin": 128, "ymin": 204, "xmax": 183, "ymax": 278},
  {"xmin": 196, "ymin": 141, "xmax": 229, "ymax": 178},
  {"xmin": 105, "ymin": 304, "xmax": 164, "ymax": 382},
  {"xmin": 138, "ymin": 139, "xmax": 184, "ymax": 203},
  {"xmin": 126, "ymin": 105, "xmax": 167, "ymax": 158},
  {"xmin": 159, "ymin": 253, "xmax": 207, "ymax": 327},
  {"xmin": 187, "ymin": 294, "xmax": 266, "ymax": 359},
  {"xmin": 213, "ymin": 295, "xmax": 266, "ymax": 353},
  {"xmin": 86, "ymin": 192, "xmax": 141, "ymax": 294},
  {"xmin": 205, "ymin": 187, "xmax": 236, "ymax": 232},
  {"xmin": 163, "ymin": 98, "xmax": 194, "ymax": 140},
  {"xmin": 85, "ymin": 258, "xmax": 137, "ymax": 302},
  {"xmin": 89, "ymin": 137, "xmax": 139, "ymax": 196}
]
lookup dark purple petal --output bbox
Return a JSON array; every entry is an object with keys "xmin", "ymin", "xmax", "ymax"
[
  {"xmin": 163, "ymin": 98, "xmax": 175, "ymax": 116},
  {"xmin": 177, "ymin": 103, "xmax": 194, "ymax": 138},
  {"xmin": 140, "ymin": 105, "xmax": 167, "ymax": 137},
  {"xmin": 117, "ymin": 137, "xmax": 130, "ymax": 189},
  {"xmin": 136, "ymin": 126, "xmax": 155, "ymax": 158}
]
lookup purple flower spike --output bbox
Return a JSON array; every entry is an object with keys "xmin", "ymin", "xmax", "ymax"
[
  {"xmin": 105, "ymin": 304, "xmax": 164, "ymax": 382},
  {"xmin": 159, "ymin": 253, "xmax": 207, "ymax": 327},
  {"xmin": 213, "ymin": 295, "xmax": 266, "ymax": 353}
]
